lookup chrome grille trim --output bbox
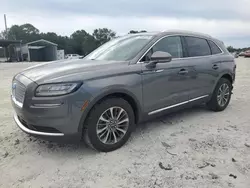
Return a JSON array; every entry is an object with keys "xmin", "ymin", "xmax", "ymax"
[{"xmin": 12, "ymin": 80, "xmax": 26, "ymax": 108}]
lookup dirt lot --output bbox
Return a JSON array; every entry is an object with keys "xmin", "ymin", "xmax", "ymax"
[{"xmin": 1, "ymin": 59, "xmax": 250, "ymax": 188}]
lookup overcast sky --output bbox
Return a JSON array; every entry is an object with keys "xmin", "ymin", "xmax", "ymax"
[{"xmin": 0, "ymin": 0, "xmax": 250, "ymax": 47}]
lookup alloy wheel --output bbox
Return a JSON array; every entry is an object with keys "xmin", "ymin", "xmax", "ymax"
[
  {"xmin": 217, "ymin": 83, "xmax": 230, "ymax": 107},
  {"xmin": 96, "ymin": 107, "xmax": 129, "ymax": 144}
]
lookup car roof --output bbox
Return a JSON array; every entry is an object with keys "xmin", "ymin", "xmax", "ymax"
[
  {"xmin": 127, "ymin": 30, "xmax": 216, "ymax": 40},
  {"xmin": 161, "ymin": 30, "xmax": 212, "ymax": 39}
]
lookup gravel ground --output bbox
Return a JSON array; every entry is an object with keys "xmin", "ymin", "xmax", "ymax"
[{"xmin": 1, "ymin": 59, "xmax": 250, "ymax": 188}]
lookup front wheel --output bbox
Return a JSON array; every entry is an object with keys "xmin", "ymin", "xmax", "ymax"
[
  {"xmin": 207, "ymin": 78, "xmax": 232, "ymax": 111},
  {"xmin": 83, "ymin": 98, "xmax": 135, "ymax": 152}
]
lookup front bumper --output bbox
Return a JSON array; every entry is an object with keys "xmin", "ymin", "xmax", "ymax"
[
  {"xmin": 11, "ymin": 76, "xmax": 93, "ymax": 139},
  {"xmin": 14, "ymin": 113, "xmax": 64, "ymax": 136},
  {"xmin": 12, "ymin": 96, "xmax": 82, "ymax": 136}
]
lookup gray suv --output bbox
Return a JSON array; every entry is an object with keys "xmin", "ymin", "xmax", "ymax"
[{"xmin": 11, "ymin": 31, "xmax": 236, "ymax": 152}]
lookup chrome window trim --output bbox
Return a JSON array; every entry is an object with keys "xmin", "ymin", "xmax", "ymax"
[
  {"xmin": 148, "ymin": 95, "xmax": 209, "ymax": 115},
  {"xmin": 137, "ymin": 34, "xmax": 224, "ymax": 64}
]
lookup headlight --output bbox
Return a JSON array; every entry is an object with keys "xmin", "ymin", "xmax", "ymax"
[{"xmin": 35, "ymin": 82, "xmax": 82, "ymax": 97}]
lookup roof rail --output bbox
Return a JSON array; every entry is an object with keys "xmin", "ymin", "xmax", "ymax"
[{"xmin": 162, "ymin": 29, "xmax": 212, "ymax": 38}]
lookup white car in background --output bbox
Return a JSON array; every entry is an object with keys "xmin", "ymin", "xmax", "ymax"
[{"xmin": 65, "ymin": 54, "xmax": 84, "ymax": 59}]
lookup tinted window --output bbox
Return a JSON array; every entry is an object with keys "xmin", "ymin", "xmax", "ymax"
[
  {"xmin": 152, "ymin": 36, "xmax": 183, "ymax": 58},
  {"xmin": 208, "ymin": 40, "xmax": 222, "ymax": 55},
  {"xmin": 185, "ymin": 36, "xmax": 211, "ymax": 57},
  {"xmin": 141, "ymin": 36, "xmax": 183, "ymax": 61}
]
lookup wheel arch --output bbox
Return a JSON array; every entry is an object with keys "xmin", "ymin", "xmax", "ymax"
[
  {"xmin": 207, "ymin": 72, "xmax": 233, "ymax": 111},
  {"xmin": 211, "ymin": 72, "xmax": 233, "ymax": 95},
  {"xmin": 78, "ymin": 89, "xmax": 142, "ymax": 133},
  {"xmin": 221, "ymin": 73, "xmax": 233, "ymax": 84}
]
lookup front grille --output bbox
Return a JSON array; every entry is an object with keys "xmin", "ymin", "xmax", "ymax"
[{"xmin": 13, "ymin": 80, "xmax": 26, "ymax": 104}]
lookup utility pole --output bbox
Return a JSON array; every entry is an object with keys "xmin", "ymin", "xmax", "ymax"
[
  {"xmin": 4, "ymin": 14, "xmax": 8, "ymax": 61},
  {"xmin": 4, "ymin": 14, "xmax": 8, "ymax": 39}
]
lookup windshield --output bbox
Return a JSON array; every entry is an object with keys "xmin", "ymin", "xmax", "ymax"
[{"xmin": 85, "ymin": 35, "xmax": 154, "ymax": 61}]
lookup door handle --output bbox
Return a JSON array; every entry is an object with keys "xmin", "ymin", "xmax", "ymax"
[
  {"xmin": 212, "ymin": 64, "xmax": 219, "ymax": 70},
  {"xmin": 178, "ymin": 69, "xmax": 188, "ymax": 75}
]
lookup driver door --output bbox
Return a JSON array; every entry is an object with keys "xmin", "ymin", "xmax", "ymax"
[{"xmin": 141, "ymin": 36, "xmax": 192, "ymax": 115}]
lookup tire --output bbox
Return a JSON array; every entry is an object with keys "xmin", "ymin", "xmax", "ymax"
[
  {"xmin": 83, "ymin": 98, "xmax": 135, "ymax": 152},
  {"xmin": 207, "ymin": 78, "xmax": 232, "ymax": 111}
]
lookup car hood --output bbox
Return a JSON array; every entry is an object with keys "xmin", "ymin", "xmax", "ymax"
[{"xmin": 20, "ymin": 59, "xmax": 128, "ymax": 83}]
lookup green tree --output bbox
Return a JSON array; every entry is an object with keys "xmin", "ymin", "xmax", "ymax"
[
  {"xmin": 7, "ymin": 24, "xmax": 40, "ymax": 42},
  {"xmin": 92, "ymin": 28, "xmax": 116, "ymax": 46},
  {"xmin": 128, "ymin": 30, "xmax": 147, "ymax": 34},
  {"xmin": 71, "ymin": 30, "xmax": 97, "ymax": 55},
  {"xmin": 40, "ymin": 32, "xmax": 72, "ymax": 52},
  {"xmin": 19, "ymin": 23, "xmax": 39, "ymax": 35},
  {"xmin": 227, "ymin": 46, "xmax": 235, "ymax": 53},
  {"xmin": 128, "ymin": 30, "xmax": 138, "ymax": 34}
]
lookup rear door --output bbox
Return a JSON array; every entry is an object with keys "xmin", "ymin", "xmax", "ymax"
[{"xmin": 182, "ymin": 36, "xmax": 219, "ymax": 99}]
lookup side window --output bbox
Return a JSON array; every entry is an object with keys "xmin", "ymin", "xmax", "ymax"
[
  {"xmin": 141, "ymin": 36, "xmax": 183, "ymax": 61},
  {"xmin": 185, "ymin": 36, "xmax": 211, "ymax": 57},
  {"xmin": 208, "ymin": 40, "xmax": 222, "ymax": 55}
]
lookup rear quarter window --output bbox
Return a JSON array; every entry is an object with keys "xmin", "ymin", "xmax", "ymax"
[{"xmin": 208, "ymin": 40, "xmax": 222, "ymax": 55}]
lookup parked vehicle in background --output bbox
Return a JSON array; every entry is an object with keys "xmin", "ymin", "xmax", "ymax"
[
  {"xmin": 234, "ymin": 52, "xmax": 239, "ymax": 58},
  {"xmin": 231, "ymin": 52, "xmax": 239, "ymax": 58},
  {"xmin": 244, "ymin": 50, "xmax": 250, "ymax": 58},
  {"xmin": 65, "ymin": 54, "xmax": 84, "ymax": 59},
  {"xmin": 11, "ymin": 30, "xmax": 236, "ymax": 152},
  {"xmin": 239, "ymin": 51, "xmax": 245, "ymax": 56}
]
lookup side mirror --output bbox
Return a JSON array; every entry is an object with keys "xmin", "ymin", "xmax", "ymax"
[
  {"xmin": 151, "ymin": 51, "xmax": 172, "ymax": 62},
  {"xmin": 146, "ymin": 51, "xmax": 172, "ymax": 68}
]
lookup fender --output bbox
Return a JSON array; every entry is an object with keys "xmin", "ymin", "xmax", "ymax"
[
  {"xmin": 78, "ymin": 87, "xmax": 143, "ymax": 133},
  {"xmin": 212, "ymin": 70, "xmax": 234, "ymax": 92}
]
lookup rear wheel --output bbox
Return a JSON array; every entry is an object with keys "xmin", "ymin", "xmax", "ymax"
[
  {"xmin": 83, "ymin": 98, "xmax": 135, "ymax": 152},
  {"xmin": 207, "ymin": 78, "xmax": 232, "ymax": 111}
]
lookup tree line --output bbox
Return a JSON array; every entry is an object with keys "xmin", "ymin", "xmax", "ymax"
[
  {"xmin": 1, "ymin": 23, "xmax": 248, "ymax": 55},
  {"xmin": 227, "ymin": 46, "xmax": 249, "ymax": 53},
  {"xmin": 0, "ymin": 23, "xmax": 148, "ymax": 56}
]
